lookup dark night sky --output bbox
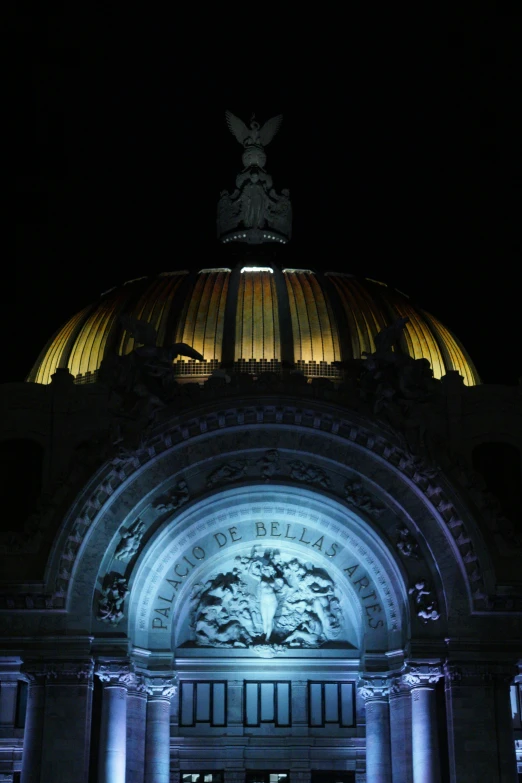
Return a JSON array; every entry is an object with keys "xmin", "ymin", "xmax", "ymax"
[{"xmin": 11, "ymin": 9, "xmax": 522, "ymax": 386}]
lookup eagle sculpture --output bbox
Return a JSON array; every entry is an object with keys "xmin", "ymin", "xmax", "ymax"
[
  {"xmin": 120, "ymin": 315, "xmax": 204, "ymax": 362},
  {"xmin": 225, "ymin": 110, "xmax": 283, "ymax": 149}
]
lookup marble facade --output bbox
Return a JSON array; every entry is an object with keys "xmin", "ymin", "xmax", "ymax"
[{"xmin": 0, "ymin": 371, "xmax": 521, "ymax": 781}]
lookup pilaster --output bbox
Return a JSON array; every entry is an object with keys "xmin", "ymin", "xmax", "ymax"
[
  {"xmin": 39, "ymin": 660, "xmax": 94, "ymax": 783},
  {"xmin": 20, "ymin": 664, "xmax": 46, "ymax": 783},
  {"xmin": 444, "ymin": 661, "xmax": 518, "ymax": 783}
]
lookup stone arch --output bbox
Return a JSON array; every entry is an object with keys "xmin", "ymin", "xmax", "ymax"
[
  {"xmin": 125, "ymin": 485, "xmax": 408, "ymax": 657},
  {"xmin": 46, "ymin": 404, "xmax": 496, "ymax": 646}
]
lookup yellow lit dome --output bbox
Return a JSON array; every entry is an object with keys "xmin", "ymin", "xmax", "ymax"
[{"xmin": 27, "ymin": 266, "xmax": 480, "ymax": 386}]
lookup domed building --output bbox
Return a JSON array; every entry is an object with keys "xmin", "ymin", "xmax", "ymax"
[
  {"xmin": 0, "ymin": 113, "xmax": 521, "ymax": 783},
  {"xmin": 29, "ymin": 265, "xmax": 479, "ymax": 388}
]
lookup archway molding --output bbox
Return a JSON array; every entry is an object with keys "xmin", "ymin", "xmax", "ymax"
[{"xmin": 45, "ymin": 403, "xmax": 495, "ymax": 649}]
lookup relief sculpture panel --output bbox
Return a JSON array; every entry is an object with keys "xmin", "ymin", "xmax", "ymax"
[{"xmin": 189, "ymin": 547, "xmax": 344, "ymax": 649}]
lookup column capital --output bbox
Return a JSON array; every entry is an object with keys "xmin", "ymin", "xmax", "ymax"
[
  {"xmin": 95, "ymin": 660, "xmax": 134, "ymax": 686},
  {"xmin": 402, "ymin": 663, "xmax": 443, "ymax": 688},
  {"xmin": 358, "ymin": 676, "xmax": 390, "ymax": 701},
  {"xmin": 444, "ymin": 660, "xmax": 517, "ymax": 685},
  {"xmin": 140, "ymin": 673, "xmax": 177, "ymax": 698}
]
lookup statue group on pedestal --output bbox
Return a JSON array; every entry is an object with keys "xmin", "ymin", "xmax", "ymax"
[{"xmin": 217, "ymin": 111, "xmax": 292, "ymax": 242}]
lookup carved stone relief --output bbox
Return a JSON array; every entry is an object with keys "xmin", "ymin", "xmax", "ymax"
[
  {"xmin": 114, "ymin": 518, "xmax": 145, "ymax": 562},
  {"xmin": 97, "ymin": 575, "xmax": 130, "ymax": 625},
  {"xmin": 396, "ymin": 526, "xmax": 420, "ymax": 559},
  {"xmin": 258, "ymin": 449, "xmax": 280, "ymax": 479},
  {"xmin": 51, "ymin": 402, "xmax": 491, "ymax": 613},
  {"xmin": 408, "ymin": 580, "xmax": 440, "ymax": 623},
  {"xmin": 190, "ymin": 547, "xmax": 344, "ymax": 649},
  {"xmin": 206, "ymin": 462, "xmax": 247, "ymax": 488},
  {"xmin": 344, "ymin": 480, "xmax": 384, "ymax": 518},
  {"xmin": 289, "ymin": 460, "xmax": 330, "ymax": 488},
  {"xmin": 153, "ymin": 479, "xmax": 190, "ymax": 512}
]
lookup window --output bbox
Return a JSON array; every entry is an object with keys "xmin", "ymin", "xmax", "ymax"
[
  {"xmin": 179, "ymin": 682, "xmax": 227, "ymax": 727},
  {"xmin": 181, "ymin": 774, "xmax": 223, "ymax": 783},
  {"xmin": 245, "ymin": 773, "xmax": 289, "ymax": 783},
  {"xmin": 244, "ymin": 682, "xmax": 291, "ymax": 728},
  {"xmin": 311, "ymin": 774, "xmax": 355, "ymax": 783},
  {"xmin": 511, "ymin": 684, "xmax": 521, "ymax": 728},
  {"xmin": 308, "ymin": 682, "xmax": 355, "ymax": 728}
]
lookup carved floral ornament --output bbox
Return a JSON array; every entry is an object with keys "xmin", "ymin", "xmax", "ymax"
[{"xmin": 51, "ymin": 405, "xmax": 493, "ymax": 616}]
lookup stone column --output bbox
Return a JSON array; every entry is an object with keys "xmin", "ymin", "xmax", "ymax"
[
  {"xmin": 20, "ymin": 667, "xmax": 46, "ymax": 783},
  {"xmin": 359, "ymin": 678, "xmax": 392, "ymax": 783},
  {"xmin": 95, "ymin": 661, "xmax": 135, "ymax": 783},
  {"xmin": 389, "ymin": 678, "xmax": 413, "ymax": 783},
  {"xmin": 143, "ymin": 675, "xmax": 177, "ymax": 783},
  {"xmin": 445, "ymin": 662, "xmax": 518, "ymax": 783},
  {"xmin": 126, "ymin": 675, "xmax": 148, "ymax": 783},
  {"xmin": 403, "ymin": 666, "xmax": 443, "ymax": 783},
  {"xmin": 39, "ymin": 660, "xmax": 94, "ymax": 783}
]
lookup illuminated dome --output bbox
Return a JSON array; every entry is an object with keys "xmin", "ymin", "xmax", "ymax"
[{"xmin": 28, "ymin": 265, "xmax": 480, "ymax": 386}]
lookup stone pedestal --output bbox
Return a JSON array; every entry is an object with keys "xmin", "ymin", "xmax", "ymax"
[
  {"xmin": 39, "ymin": 661, "xmax": 94, "ymax": 783},
  {"xmin": 143, "ymin": 676, "xmax": 176, "ymax": 783},
  {"xmin": 389, "ymin": 684, "xmax": 413, "ymax": 783},
  {"xmin": 20, "ymin": 670, "xmax": 46, "ymax": 783},
  {"xmin": 127, "ymin": 685, "xmax": 147, "ymax": 783},
  {"xmin": 359, "ymin": 679, "xmax": 392, "ymax": 783},
  {"xmin": 96, "ymin": 661, "xmax": 134, "ymax": 783},
  {"xmin": 445, "ymin": 662, "xmax": 518, "ymax": 783}
]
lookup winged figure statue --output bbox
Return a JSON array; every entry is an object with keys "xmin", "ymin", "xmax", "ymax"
[
  {"xmin": 225, "ymin": 111, "xmax": 283, "ymax": 149},
  {"xmin": 120, "ymin": 315, "xmax": 204, "ymax": 362}
]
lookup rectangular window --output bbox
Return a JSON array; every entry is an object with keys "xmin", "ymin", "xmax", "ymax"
[
  {"xmin": 308, "ymin": 682, "xmax": 355, "ymax": 728},
  {"xmin": 511, "ymin": 684, "xmax": 521, "ymax": 728},
  {"xmin": 181, "ymin": 774, "xmax": 223, "ymax": 783},
  {"xmin": 244, "ymin": 681, "xmax": 291, "ymax": 727},
  {"xmin": 179, "ymin": 681, "xmax": 227, "ymax": 727}
]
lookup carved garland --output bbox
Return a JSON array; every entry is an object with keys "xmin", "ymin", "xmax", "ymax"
[{"xmin": 50, "ymin": 404, "xmax": 491, "ymax": 612}]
